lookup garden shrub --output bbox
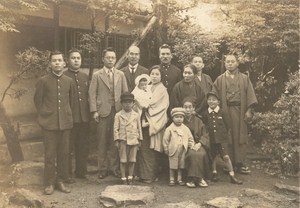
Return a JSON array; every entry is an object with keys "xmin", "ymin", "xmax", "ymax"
[{"xmin": 251, "ymin": 70, "xmax": 300, "ymax": 176}]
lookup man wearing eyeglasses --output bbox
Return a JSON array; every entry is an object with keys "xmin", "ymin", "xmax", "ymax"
[{"xmin": 89, "ymin": 47, "xmax": 128, "ymax": 179}]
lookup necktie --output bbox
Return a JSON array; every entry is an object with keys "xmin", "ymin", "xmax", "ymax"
[{"xmin": 130, "ymin": 67, "xmax": 135, "ymax": 82}]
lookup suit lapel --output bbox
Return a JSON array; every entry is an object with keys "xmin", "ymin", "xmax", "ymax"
[
  {"xmin": 99, "ymin": 68, "xmax": 110, "ymax": 89},
  {"xmin": 114, "ymin": 69, "xmax": 121, "ymax": 86}
]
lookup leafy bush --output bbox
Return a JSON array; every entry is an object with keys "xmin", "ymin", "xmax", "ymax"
[{"xmin": 251, "ymin": 70, "xmax": 300, "ymax": 176}]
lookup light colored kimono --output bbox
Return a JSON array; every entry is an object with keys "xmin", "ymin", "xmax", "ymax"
[
  {"xmin": 132, "ymin": 85, "xmax": 152, "ymax": 117},
  {"xmin": 146, "ymin": 82, "xmax": 169, "ymax": 152}
]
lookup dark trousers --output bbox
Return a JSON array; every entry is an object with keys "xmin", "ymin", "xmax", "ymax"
[
  {"xmin": 43, "ymin": 129, "xmax": 70, "ymax": 186},
  {"xmin": 69, "ymin": 122, "xmax": 90, "ymax": 177},
  {"xmin": 97, "ymin": 108, "xmax": 119, "ymax": 173}
]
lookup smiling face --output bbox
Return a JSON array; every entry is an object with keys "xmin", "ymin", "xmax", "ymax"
[
  {"xmin": 68, "ymin": 52, "xmax": 82, "ymax": 70},
  {"xmin": 150, "ymin": 68, "xmax": 161, "ymax": 84},
  {"xmin": 159, "ymin": 48, "xmax": 172, "ymax": 65},
  {"xmin": 127, "ymin": 46, "xmax": 140, "ymax": 66},
  {"xmin": 50, "ymin": 54, "xmax": 65, "ymax": 73},
  {"xmin": 225, "ymin": 55, "xmax": 239, "ymax": 72},
  {"xmin": 192, "ymin": 56, "xmax": 204, "ymax": 71},
  {"xmin": 173, "ymin": 114, "xmax": 184, "ymax": 126},
  {"xmin": 207, "ymin": 95, "xmax": 220, "ymax": 110},
  {"xmin": 103, "ymin": 51, "xmax": 116, "ymax": 69},
  {"xmin": 183, "ymin": 66, "xmax": 195, "ymax": 83}
]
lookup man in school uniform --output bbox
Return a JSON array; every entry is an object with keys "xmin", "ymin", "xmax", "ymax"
[
  {"xmin": 64, "ymin": 48, "xmax": 90, "ymax": 181},
  {"xmin": 34, "ymin": 51, "xmax": 75, "ymax": 195},
  {"xmin": 89, "ymin": 47, "xmax": 128, "ymax": 179},
  {"xmin": 121, "ymin": 45, "xmax": 148, "ymax": 92}
]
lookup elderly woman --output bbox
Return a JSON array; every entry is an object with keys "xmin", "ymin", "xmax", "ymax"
[
  {"xmin": 137, "ymin": 65, "xmax": 169, "ymax": 183},
  {"xmin": 183, "ymin": 96, "xmax": 211, "ymax": 188},
  {"xmin": 171, "ymin": 64, "xmax": 207, "ymax": 115}
]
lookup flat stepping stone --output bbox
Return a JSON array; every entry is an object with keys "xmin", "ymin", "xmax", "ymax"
[
  {"xmin": 99, "ymin": 185, "xmax": 155, "ymax": 207},
  {"xmin": 158, "ymin": 200, "xmax": 203, "ymax": 208},
  {"xmin": 205, "ymin": 197, "xmax": 242, "ymax": 208},
  {"xmin": 275, "ymin": 182, "xmax": 300, "ymax": 195}
]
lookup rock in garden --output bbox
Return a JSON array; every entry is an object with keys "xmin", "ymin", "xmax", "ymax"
[
  {"xmin": 158, "ymin": 200, "xmax": 203, "ymax": 208},
  {"xmin": 0, "ymin": 192, "xmax": 9, "ymax": 208},
  {"xmin": 275, "ymin": 182, "xmax": 300, "ymax": 195},
  {"xmin": 243, "ymin": 188, "xmax": 296, "ymax": 202},
  {"xmin": 12, "ymin": 161, "xmax": 44, "ymax": 186},
  {"xmin": 205, "ymin": 197, "xmax": 242, "ymax": 208},
  {"xmin": 99, "ymin": 185, "xmax": 155, "ymax": 207},
  {"xmin": 9, "ymin": 188, "xmax": 44, "ymax": 208}
]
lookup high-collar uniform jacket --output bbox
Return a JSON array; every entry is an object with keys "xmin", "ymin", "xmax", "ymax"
[
  {"xmin": 113, "ymin": 110, "xmax": 143, "ymax": 145},
  {"xmin": 88, "ymin": 68, "xmax": 128, "ymax": 117},
  {"xmin": 34, "ymin": 73, "xmax": 75, "ymax": 130},
  {"xmin": 163, "ymin": 123, "xmax": 195, "ymax": 157},
  {"xmin": 64, "ymin": 69, "xmax": 90, "ymax": 123},
  {"xmin": 159, "ymin": 64, "xmax": 182, "ymax": 95},
  {"xmin": 120, "ymin": 64, "xmax": 148, "ymax": 92}
]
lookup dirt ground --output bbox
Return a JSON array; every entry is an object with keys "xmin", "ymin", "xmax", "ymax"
[{"xmin": 1, "ymin": 163, "xmax": 299, "ymax": 208}]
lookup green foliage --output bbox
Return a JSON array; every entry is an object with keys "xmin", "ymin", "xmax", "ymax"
[
  {"xmin": 0, "ymin": 0, "xmax": 48, "ymax": 32},
  {"xmin": 251, "ymin": 70, "xmax": 300, "ymax": 176}
]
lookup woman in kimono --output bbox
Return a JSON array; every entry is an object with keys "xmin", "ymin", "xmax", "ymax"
[
  {"xmin": 183, "ymin": 96, "xmax": 211, "ymax": 188},
  {"xmin": 171, "ymin": 64, "xmax": 207, "ymax": 116},
  {"xmin": 137, "ymin": 65, "xmax": 169, "ymax": 183}
]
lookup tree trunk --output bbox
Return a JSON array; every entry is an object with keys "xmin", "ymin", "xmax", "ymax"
[
  {"xmin": 154, "ymin": 0, "xmax": 168, "ymax": 45},
  {"xmin": 115, "ymin": 16, "xmax": 158, "ymax": 69},
  {"xmin": 0, "ymin": 103, "xmax": 23, "ymax": 162}
]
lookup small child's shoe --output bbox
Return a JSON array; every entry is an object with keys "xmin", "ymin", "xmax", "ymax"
[
  {"xmin": 177, "ymin": 180, "xmax": 185, "ymax": 186},
  {"xmin": 169, "ymin": 179, "xmax": 175, "ymax": 186},
  {"xmin": 199, "ymin": 178, "xmax": 208, "ymax": 188},
  {"xmin": 186, "ymin": 181, "xmax": 196, "ymax": 188},
  {"xmin": 121, "ymin": 178, "xmax": 127, "ymax": 185},
  {"xmin": 212, "ymin": 172, "xmax": 219, "ymax": 182}
]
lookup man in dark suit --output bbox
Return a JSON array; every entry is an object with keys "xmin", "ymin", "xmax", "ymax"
[
  {"xmin": 89, "ymin": 47, "xmax": 128, "ymax": 179},
  {"xmin": 64, "ymin": 48, "xmax": 90, "ymax": 181},
  {"xmin": 120, "ymin": 45, "xmax": 148, "ymax": 92},
  {"xmin": 34, "ymin": 51, "xmax": 75, "ymax": 195},
  {"xmin": 158, "ymin": 44, "xmax": 182, "ymax": 95}
]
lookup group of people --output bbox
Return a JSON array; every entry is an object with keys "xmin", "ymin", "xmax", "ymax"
[{"xmin": 34, "ymin": 43, "xmax": 257, "ymax": 195}]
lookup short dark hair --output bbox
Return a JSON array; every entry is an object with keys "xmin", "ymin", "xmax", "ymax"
[
  {"xmin": 49, "ymin": 50, "xmax": 64, "ymax": 61},
  {"xmin": 159, "ymin": 44, "xmax": 172, "ymax": 53},
  {"xmin": 225, "ymin": 54, "xmax": 239, "ymax": 62},
  {"xmin": 149, "ymin": 65, "xmax": 161, "ymax": 75},
  {"xmin": 102, "ymin": 47, "xmax": 116, "ymax": 58},
  {"xmin": 184, "ymin": 64, "xmax": 197, "ymax": 74},
  {"xmin": 67, "ymin": 48, "xmax": 82, "ymax": 58},
  {"xmin": 191, "ymin": 54, "xmax": 203, "ymax": 62}
]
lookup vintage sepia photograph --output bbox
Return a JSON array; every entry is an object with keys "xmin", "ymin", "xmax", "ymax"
[{"xmin": 0, "ymin": 0, "xmax": 299, "ymax": 207}]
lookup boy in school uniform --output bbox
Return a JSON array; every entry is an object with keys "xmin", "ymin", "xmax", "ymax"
[
  {"xmin": 202, "ymin": 91, "xmax": 243, "ymax": 184},
  {"xmin": 114, "ymin": 92, "xmax": 143, "ymax": 184},
  {"xmin": 34, "ymin": 51, "xmax": 75, "ymax": 195},
  {"xmin": 163, "ymin": 107, "xmax": 195, "ymax": 186},
  {"xmin": 64, "ymin": 48, "xmax": 90, "ymax": 181}
]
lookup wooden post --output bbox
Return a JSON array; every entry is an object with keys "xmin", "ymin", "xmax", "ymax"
[
  {"xmin": 115, "ymin": 16, "xmax": 158, "ymax": 69},
  {"xmin": 53, "ymin": 3, "xmax": 60, "ymax": 50},
  {"xmin": 154, "ymin": 0, "xmax": 168, "ymax": 45}
]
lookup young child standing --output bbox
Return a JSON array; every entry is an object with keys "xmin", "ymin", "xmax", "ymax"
[
  {"xmin": 114, "ymin": 92, "xmax": 143, "ymax": 184},
  {"xmin": 202, "ymin": 92, "xmax": 243, "ymax": 184},
  {"xmin": 163, "ymin": 107, "xmax": 195, "ymax": 186},
  {"xmin": 131, "ymin": 74, "xmax": 152, "ymax": 127}
]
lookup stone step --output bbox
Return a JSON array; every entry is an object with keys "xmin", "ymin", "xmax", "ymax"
[
  {"xmin": 0, "ymin": 121, "xmax": 41, "ymax": 144},
  {"xmin": 0, "ymin": 141, "xmax": 44, "ymax": 164}
]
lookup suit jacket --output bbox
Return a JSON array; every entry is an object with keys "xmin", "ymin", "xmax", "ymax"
[
  {"xmin": 114, "ymin": 110, "xmax": 143, "ymax": 145},
  {"xmin": 120, "ymin": 64, "xmax": 148, "ymax": 92},
  {"xmin": 163, "ymin": 123, "xmax": 194, "ymax": 157},
  {"xmin": 34, "ymin": 73, "xmax": 75, "ymax": 130},
  {"xmin": 64, "ymin": 69, "xmax": 90, "ymax": 123},
  {"xmin": 88, "ymin": 67, "xmax": 128, "ymax": 117}
]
